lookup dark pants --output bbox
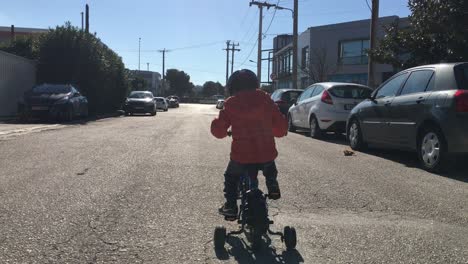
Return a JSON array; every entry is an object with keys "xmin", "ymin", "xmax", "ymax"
[{"xmin": 223, "ymin": 160, "xmax": 279, "ymax": 204}]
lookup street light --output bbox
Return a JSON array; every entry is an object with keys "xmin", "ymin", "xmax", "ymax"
[
  {"xmin": 249, "ymin": 60, "xmax": 257, "ymax": 63},
  {"xmin": 275, "ymin": 5, "xmax": 294, "ymax": 17}
]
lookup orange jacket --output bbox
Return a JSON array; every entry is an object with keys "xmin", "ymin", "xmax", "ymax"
[{"xmin": 211, "ymin": 89, "xmax": 288, "ymax": 164}]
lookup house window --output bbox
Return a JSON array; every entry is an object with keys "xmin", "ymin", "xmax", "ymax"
[
  {"xmin": 302, "ymin": 46, "xmax": 309, "ymax": 69},
  {"xmin": 339, "ymin": 40, "xmax": 369, "ymax": 65}
]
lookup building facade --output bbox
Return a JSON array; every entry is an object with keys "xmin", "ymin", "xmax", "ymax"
[
  {"xmin": 0, "ymin": 26, "xmax": 48, "ymax": 44},
  {"xmin": 130, "ymin": 70, "xmax": 162, "ymax": 96},
  {"xmin": 0, "ymin": 51, "xmax": 36, "ymax": 116},
  {"xmin": 272, "ymin": 16, "xmax": 409, "ymax": 90}
]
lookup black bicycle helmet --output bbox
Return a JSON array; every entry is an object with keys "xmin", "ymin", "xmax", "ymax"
[{"xmin": 226, "ymin": 69, "xmax": 259, "ymax": 96}]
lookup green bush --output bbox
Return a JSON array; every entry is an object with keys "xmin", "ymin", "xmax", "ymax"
[{"xmin": 1, "ymin": 22, "xmax": 129, "ymax": 114}]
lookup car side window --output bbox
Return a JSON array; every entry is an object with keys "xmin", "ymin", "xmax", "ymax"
[
  {"xmin": 399, "ymin": 70, "xmax": 434, "ymax": 96},
  {"xmin": 271, "ymin": 91, "xmax": 279, "ymax": 100},
  {"xmin": 426, "ymin": 74, "xmax": 435, "ymax": 91},
  {"xmin": 376, "ymin": 73, "xmax": 408, "ymax": 99},
  {"xmin": 312, "ymin": 86, "xmax": 324, "ymax": 97},
  {"xmin": 298, "ymin": 86, "xmax": 314, "ymax": 102}
]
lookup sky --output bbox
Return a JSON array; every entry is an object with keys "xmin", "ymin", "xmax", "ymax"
[{"xmin": 1, "ymin": 0, "xmax": 410, "ymax": 86}]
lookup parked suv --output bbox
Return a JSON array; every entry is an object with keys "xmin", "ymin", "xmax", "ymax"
[
  {"xmin": 18, "ymin": 84, "xmax": 89, "ymax": 122},
  {"xmin": 124, "ymin": 91, "xmax": 157, "ymax": 116},
  {"xmin": 288, "ymin": 83, "xmax": 372, "ymax": 137},
  {"xmin": 270, "ymin": 89, "xmax": 303, "ymax": 115},
  {"xmin": 347, "ymin": 63, "xmax": 468, "ymax": 172}
]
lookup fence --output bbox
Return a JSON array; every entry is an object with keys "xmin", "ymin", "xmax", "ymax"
[{"xmin": 0, "ymin": 51, "xmax": 36, "ymax": 117}]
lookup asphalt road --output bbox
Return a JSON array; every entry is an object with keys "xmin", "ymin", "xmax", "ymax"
[{"xmin": 0, "ymin": 104, "xmax": 467, "ymax": 264}]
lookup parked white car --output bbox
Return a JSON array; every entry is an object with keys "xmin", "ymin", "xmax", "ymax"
[
  {"xmin": 154, "ymin": 97, "xmax": 168, "ymax": 111},
  {"xmin": 288, "ymin": 82, "xmax": 372, "ymax": 138}
]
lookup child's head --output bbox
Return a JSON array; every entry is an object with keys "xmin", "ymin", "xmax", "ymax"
[{"xmin": 227, "ymin": 69, "xmax": 259, "ymax": 96}]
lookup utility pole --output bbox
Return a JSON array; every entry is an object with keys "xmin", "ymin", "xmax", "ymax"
[
  {"xmin": 147, "ymin": 62, "xmax": 150, "ymax": 71},
  {"xmin": 10, "ymin": 25, "xmax": 14, "ymax": 44},
  {"xmin": 250, "ymin": 1, "xmax": 276, "ymax": 85},
  {"xmin": 158, "ymin": 48, "xmax": 169, "ymax": 80},
  {"xmin": 223, "ymin": 40, "xmax": 231, "ymax": 85},
  {"xmin": 138, "ymin": 37, "xmax": 141, "ymax": 71},
  {"xmin": 292, "ymin": 0, "xmax": 298, "ymax": 89},
  {"xmin": 85, "ymin": 4, "xmax": 89, "ymax": 33},
  {"xmin": 230, "ymin": 42, "xmax": 241, "ymax": 74},
  {"xmin": 367, "ymin": 0, "xmax": 379, "ymax": 88},
  {"xmin": 81, "ymin": 12, "xmax": 84, "ymax": 30}
]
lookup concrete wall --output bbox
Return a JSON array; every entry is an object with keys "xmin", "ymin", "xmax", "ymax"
[
  {"xmin": 309, "ymin": 16, "xmax": 406, "ymax": 86},
  {"xmin": 0, "ymin": 51, "xmax": 36, "ymax": 116}
]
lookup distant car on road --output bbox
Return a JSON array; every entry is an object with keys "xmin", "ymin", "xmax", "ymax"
[
  {"xmin": 347, "ymin": 63, "xmax": 468, "ymax": 172},
  {"xmin": 18, "ymin": 84, "xmax": 88, "ymax": 122},
  {"xmin": 270, "ymin": 89, "xmax": 303, "ymax": 115},
  {"xmin": 288, "ymin": 82, "xmax": 372, "ymax": 137},
  {"xmin": 154, "ymin": 97, "xmax": 169, "ymax": 111},
  {"xmin": 167, "ymin": 96, "xmax": 180, "ymax": 108},
  {"xmin": 124, "ymin": 91, "xmax": 157, "ymax": 116},
  {"xmin": 216, "ymin": 99, "xmax": 224, "ymax": 109}
]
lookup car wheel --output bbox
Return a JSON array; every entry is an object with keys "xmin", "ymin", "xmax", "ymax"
[
  {"xmin": 309, "ymin": 116, "xmax": 322, "ymax": 139},
  {"xmin": 82, "ymin": 105, "xmax": 89, "ymax": 118},
  {"xmin": 418, "ymin": 126, "xmax": 447, "ymax": 172},
  {"xmin": 65, "ymin": 106, "xmax": 74, "ymax": 122},
  {"xmin": 288, "ymin": 114, "xmax": 296, "ymax": 132},
  {"xmin": 284, "ymin": 226, "xmax": 297, "ymax": 250},
  {"xmin": 348, "ymin": 119, "xmax": 366, "ymax": 151},
  {"xmin": 150, "ymin": 110, "xmax": 157, "ymax": 116},
  {"xmin": 214, "ymin": 226, "xmax": 226, "ymax": 250},
  {"xmin": 164, "ymin": 108, "xmax": 168, "ymax": 112}
]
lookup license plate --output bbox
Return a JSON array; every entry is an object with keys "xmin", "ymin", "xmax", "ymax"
[
  {"xmin": 32, "ymin": 106, "xmax": 48, "ymax": 111},
  {"xmin": 344, "ymin": 104, "xmax": 356, "ymax": 110},
  {"xmin": 134, "ymin": 106, "xmax": 144, "ymax": 109}
]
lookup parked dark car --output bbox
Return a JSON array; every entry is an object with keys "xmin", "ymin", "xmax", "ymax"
[
  {"xmin": 167, "ymin": 96, "xmax": 180, "ymax": 108},
  {"xmin": 124, "ymin": 91, "xmax": 157, "ymax": 116},
  {"xmin": 270, "ymin": 89, "xmax": 303, "ymax": 115},
  {"xmin": 347, "ymin": 63, "xmax": 468, "ymax": 172},
  {"xmin": 18, "ymin": 84, "xmax": 88, "ymax": 121}
]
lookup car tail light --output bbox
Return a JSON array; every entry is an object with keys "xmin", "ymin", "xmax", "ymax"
[
  {"xmin": 275, "ymin": 100, "xmax": 287, "ymax": 106},
  {"xmin": 321, "ymin": 90, "xmax": 333, "ymax": 105},
  {"xmin": 455, "ymin": 90, "xmax": 468, "ymax": 112}
]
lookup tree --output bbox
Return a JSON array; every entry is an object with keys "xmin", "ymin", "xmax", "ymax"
[
  {"xmin": 202, "ymin": 81, "xmax": 224, "ymax": 97},
  {"xmin": 130, "ymin": 76, "xmax": 148, "ymax": 91},
  {"xmin": 1, "ymin": 22, "xmax": 129, "ymax": 114},
  {"xmin": 300, "ymin": 47, "xmax": 337, "ymax": 85},
  {"xmin": 165, "ymin": 69, "xmax": 194, "ymax": 96},
  {"xmin": 36, "ymin": 22, "xmax": 129, "ymax": 113},
  {"xmin": 371, "ymin": 0, "xmax": 468, "ymax": 69},
  {"xmin": 0, "ymin": 35, "xmax": 40, "ymax": 60}
]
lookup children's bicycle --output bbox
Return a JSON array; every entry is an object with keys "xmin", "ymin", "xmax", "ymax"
[{"xmin": 213, "ymin": 163, "xmax": 297, "ymax": 251}]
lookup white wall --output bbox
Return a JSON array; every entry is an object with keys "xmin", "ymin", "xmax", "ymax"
[{"xmin": 0, "ymin": 51, "xmax": 36, "ymax": 116}]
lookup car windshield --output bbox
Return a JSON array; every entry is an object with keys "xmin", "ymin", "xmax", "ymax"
[
  {"xmin": 32, "ymin": 85, "xmax": 71, "ymax": 94},
  {"xmin": 129, "ymin": 92, "xmax": 152, "ymax": 99},
  {"xmin": 329, "ymin": 86, "xmax": 372, "ymax": 99}
]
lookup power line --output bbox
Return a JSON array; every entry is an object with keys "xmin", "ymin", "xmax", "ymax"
[
  {"xmin": 365, "ymin": 0, "xmax": 372, "ymax": 12},
  {"xmin": 264, "ymin": 0, "xmax": 281, "ymax": 35}
]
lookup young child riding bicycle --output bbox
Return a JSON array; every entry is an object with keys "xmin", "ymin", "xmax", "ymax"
[{"xmin": 211, "ymin": 69, "xmax": 288, "ymax": 218}]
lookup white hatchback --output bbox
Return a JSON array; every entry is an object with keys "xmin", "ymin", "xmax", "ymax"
[{"xmin": 288, "ymin": 82, "xmax": 372, "ymax": 138}]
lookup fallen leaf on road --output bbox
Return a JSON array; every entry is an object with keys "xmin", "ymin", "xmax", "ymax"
[{"xmin": 343, "ymin": 149, "xmax": 355, "ymax": 156}]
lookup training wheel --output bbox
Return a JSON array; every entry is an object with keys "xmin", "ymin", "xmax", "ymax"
[
  {"xmin": 284, "ymin": 226, "xmax": 297, "ymax": 250},
  {"xmin": 214, "ymin": 226, "xmax": 226, "ymax": 249}
]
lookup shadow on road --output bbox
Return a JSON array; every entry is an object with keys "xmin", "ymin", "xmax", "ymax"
[
  {"xmin": 293, "ymin": 130, "xmax": 349, "ymax": 147},
  {"xmin": 215, "ymin": 236, "xmax": 304, "ymax": 264},
  {"xmin": 364, "ymin": 148, "xmax": 468, "ymax": 183}
]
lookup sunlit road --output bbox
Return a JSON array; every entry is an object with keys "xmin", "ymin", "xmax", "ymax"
[{"xmin": 0, "ymin": 104, "xmax": 467, "ymax": 263}]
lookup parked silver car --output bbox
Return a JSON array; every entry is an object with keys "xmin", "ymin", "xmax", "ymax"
[
  {"xmin": 154, "ymin": 97, "xmax": 169, "ymax": 111},
  {"xmin": 347, "ymin": 63, "xmax": 468, "ymax": 172}
]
